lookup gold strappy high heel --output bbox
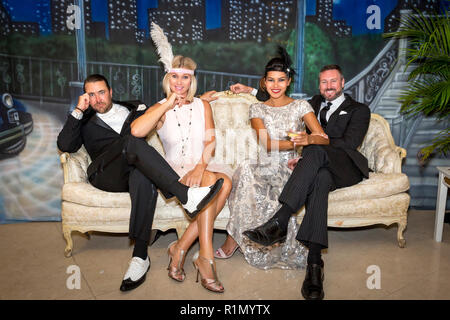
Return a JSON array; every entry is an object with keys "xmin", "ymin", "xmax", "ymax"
[
  {"xmin": 192, "ymin": 251, "xmax": 224, "ymax": 293},
  {"xmin": 167, "ymin": 241, "xmax": 186, "ymax": 282}
]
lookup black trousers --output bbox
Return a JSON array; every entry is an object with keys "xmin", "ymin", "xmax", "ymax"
[
  {"xmin": 279, "ymin": 145, "xmax": 362, "ymax": 249},
  {"xmin": 88, "ymin": 135, "xmax": 180, "ymax": 242}
]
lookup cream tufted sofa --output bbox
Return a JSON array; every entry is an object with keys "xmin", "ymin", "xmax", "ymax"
[{"xmin": 59, "ymin": 92, "xmax": 410, "ymax": 257}]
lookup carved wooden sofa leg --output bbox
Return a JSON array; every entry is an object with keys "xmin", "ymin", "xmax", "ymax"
[
  {"xmin": 175, "ymin": 222, "xmax": 188, "ymax": 239},
  {"xmin": 63, "ymin": 225, "xmax": 73, "ymax": 257},
  {"xmin": 397, "ymin": 219, "xmax": 407, "ymax": 248}
]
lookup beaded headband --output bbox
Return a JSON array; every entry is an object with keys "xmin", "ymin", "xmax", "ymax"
[{"xmin": 169, "ymin": 68, "xmax": 194, "ymax": 75}]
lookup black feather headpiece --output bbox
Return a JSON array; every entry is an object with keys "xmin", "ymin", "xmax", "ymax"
[{"xmin": 277, "ymin": 46, "xmax": 296, "ymax": 77}]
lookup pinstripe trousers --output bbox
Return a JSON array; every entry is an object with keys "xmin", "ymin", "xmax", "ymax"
[{"xmin": 279, "ymin": 145, "xmax": 362, "ymax": 249}]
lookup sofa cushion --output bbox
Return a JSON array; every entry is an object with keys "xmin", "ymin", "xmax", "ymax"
[
  {"xmin": 329, "ymin": 172, "xmax": 409, "ymax": 202},
  {"xmin": 61, "ymin": 199, "xmax": 232, "ymax": 226},
  {"xmin": 63, "ymin": 171, "xmax": 408, "ymax": 214},
  {"xmin": 327, "ymin": 193, "xmax": 410, "ymax": 219},
  {"xmin": 62, "ymin": 182, "xmax": 131, "ymax": 208},
  {"xmin": 63, "ymin": 182, "xmax": 191, "ymax": 210}
]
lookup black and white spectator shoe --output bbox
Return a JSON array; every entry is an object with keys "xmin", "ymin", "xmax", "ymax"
[
  {"xmin": 120, "ymin": 256, "xmax": 150, "ymax": 292},
  {"xmin": 182, "ymin": 178, "xmax": 224, "ymax": 219}
]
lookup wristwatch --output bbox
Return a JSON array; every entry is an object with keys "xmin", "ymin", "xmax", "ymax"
[{"xmin": 71, "ymin": 107, "xmax": 84, "ymax": 120}]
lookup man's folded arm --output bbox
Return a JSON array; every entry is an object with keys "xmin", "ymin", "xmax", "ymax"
[{"xmin": 57, "ymin": 114, "xmax": 84, "ymax": 153}]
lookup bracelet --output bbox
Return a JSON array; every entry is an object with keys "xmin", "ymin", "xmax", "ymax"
[{"xmin": 75, "ymin": 107, "xmax": 84, "ymax": 113}]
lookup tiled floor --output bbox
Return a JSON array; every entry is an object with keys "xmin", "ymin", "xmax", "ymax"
[{"xmin": 0, "ymin": 210, "xmax": 449, "ymax": 300}]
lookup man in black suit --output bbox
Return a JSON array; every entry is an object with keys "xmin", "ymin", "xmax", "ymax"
[
  {"xmin": 237, "ymin": 65, "xmax": 370, "ymax": 300},
  {"xmin": 57, "ymin": 74, "xmax": 224, "ymax": 292}
]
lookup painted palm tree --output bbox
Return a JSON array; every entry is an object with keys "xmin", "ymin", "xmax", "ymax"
[{"xmin": 384, "ymin": 9, "xmax": 449, "ymax": 161}]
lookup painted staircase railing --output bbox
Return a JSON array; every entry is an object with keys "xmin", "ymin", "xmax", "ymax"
[
  {"xmin": 344, "ymin": 39, "xmax": 399, "ymax": 108},
  {"xmin": 343, "ymin": 37, "xmax": 419, "ymax": 149}
]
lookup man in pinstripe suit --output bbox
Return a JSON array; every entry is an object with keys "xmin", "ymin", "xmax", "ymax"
[{"xmin": 243, "ymin": 65, "xmax": 371, "ymax": 300}]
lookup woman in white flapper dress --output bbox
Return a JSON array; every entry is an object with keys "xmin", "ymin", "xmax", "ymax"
[{"xmin": 131, "ymin": 39, "xmax": 232, "ymax": 292}]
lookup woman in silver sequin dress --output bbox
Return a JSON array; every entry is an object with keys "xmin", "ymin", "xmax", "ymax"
[{"xmin": 215, "ymin": 48, "xmax": 328, "ymax": 270}]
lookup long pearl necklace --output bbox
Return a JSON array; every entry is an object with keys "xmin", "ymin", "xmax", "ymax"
[{"xmin": 173, "ymin": 103, "xmax": 193, "ymax": 170}]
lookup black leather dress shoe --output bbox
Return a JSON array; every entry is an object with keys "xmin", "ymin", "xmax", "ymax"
[
  {"xmin": 120, "ymin": 274, "xmax": 148, "ymax": 292},
  {"xmin": 242, "ymin": 217, "xmax": 287, "ymax": 246},
  {"xmin": 120, "ymin": 256, "xmax": 151, "ymax": 292},
  {"xmin": 301, "ymin": 260, "xmax": 324, "ymax": 300}
]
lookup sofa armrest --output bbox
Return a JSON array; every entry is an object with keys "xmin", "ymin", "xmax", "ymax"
[
  {"xmin": 360, "ymin": 114, "xmax": 407, "ymax": 174},
  {"xmin": 59, "ymin": 146, "xmax": 91, "ymax": 184},
  {"xmin": 370, "ymin": 144, "xmax": 406, "ymax": 174}
]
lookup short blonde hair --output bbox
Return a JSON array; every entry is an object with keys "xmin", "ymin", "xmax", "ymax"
[{"xmin": 162, "ymin": 55, "xmax": 197, "ymax": 102}]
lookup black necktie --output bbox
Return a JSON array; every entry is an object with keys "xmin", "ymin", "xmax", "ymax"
[{"xmin": 320, "ymin": 102, "xmax": 332, "ymax": 129}]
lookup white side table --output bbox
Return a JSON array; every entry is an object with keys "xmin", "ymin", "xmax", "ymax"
[{"xmin": 435, "ymin": 167, "xmax": 450, "ymax": 242}]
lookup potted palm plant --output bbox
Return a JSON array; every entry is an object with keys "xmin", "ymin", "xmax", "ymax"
[{"xmin": 384, "ymin": 9, "xmax": 449, "ymax": 161}]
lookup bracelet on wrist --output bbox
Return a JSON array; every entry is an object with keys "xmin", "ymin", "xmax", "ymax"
[{"xmin": 75, "ymin": 107, "xmax": 84, "ymax": 113}]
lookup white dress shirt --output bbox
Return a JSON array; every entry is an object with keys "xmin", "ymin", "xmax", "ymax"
[
  {"xmin": 71, "ymin": 103, "xmax": 130, "ymax": 134},
  {"xmin": 318, "ymin": 94, "xmax": 346, "ymax": 124},
  {"xmin": 96, "ymin": 103, "xmax": 130, "ymax": 134}
]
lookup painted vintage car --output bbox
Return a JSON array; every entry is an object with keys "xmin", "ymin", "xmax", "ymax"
[{"xmin": 0, "ymin": 93, "xmax": 33, "ymax": 157}]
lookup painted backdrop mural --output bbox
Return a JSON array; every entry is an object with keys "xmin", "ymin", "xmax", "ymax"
[{"xmin": 0, "ymin": 0, "xmax": 448, "ymax": 223}]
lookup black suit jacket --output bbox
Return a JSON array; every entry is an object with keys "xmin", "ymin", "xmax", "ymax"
[
  {"xmin": 57, "ymin": 100, "xmax": 147, "ymax": 190},
  {"xmin": 308, "ymin": 94, "xmax": 371, "ymax": 180}
]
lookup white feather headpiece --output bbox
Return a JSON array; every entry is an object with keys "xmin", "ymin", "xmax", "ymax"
[
  {"xmin": 150, "ymin": 22, "xmax": 174, "ymax": 73},
  {"xmin": 150, "ymin": 22, "xmax": 194, "ymax": 75}
]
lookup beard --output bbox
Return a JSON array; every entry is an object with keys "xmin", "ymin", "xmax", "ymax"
[
  {"xmin": 93, "ymin": 101, "xmax": 113, "ymax": 114},
  {"xmin": 322, "ymin": 88, "xmax": 343, "ymax": 101}
]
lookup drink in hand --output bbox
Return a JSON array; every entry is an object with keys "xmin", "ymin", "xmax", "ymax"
[
  {"xmin": 287, "ymin": 129, "xmax": 304, "ymax": 140},
  {"xmin": 287, "ymin": 131, "xmax": 300, "ymax": 139}
]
